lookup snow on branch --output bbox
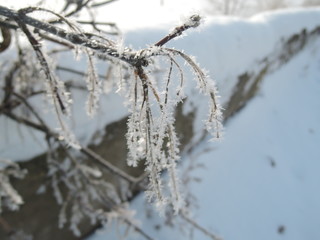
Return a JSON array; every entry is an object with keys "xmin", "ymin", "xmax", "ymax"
[
  {"xmin": 125, "ymin": 15, "xmax": 223, "ymax": 213},
  {"xmin": 155, "ymin": 14, "xmax": 201, "ymax": 47},
  {"xmin": 0, "ymin": 159, "xmax": 27, "ymax": 213}
]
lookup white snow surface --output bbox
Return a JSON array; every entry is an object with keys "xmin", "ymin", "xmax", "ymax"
[{"xmin": 86, "ymin": 6, "xmax": 320, "ymax": 240}]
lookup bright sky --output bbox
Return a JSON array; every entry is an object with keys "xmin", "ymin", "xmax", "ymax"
[
  {"xmin": 1, "ymin": 0, "xmax": 307, "ymax": 31},
  {"xmin": 1, "ymin": 0, "xmax": 207, "ymax": 31}
]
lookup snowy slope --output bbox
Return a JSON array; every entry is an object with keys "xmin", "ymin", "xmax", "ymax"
[
  {"xmin": 87, "ymin": 8, "xmax": 320, "ymax": 240},
  {"xmin": 182, "ymin": 36, "xmax": 320, "ymax": 240}
]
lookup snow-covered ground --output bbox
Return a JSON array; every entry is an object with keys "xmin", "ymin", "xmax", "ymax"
[{"xmin": 86, "ymin": 5, "xmax": 320, "ymax": 240}]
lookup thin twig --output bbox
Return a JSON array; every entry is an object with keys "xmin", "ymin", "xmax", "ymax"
[
  {"xmin": 57, "ymin": 66, "xmax": 106, "ymax": 79},
  {"xmin": 154, "ymin": 14, "xmax": 201, "ymax": 47},
  {"xmin": 0, "ymin": 25, "xmax": 11, "ymax": 52},
  {"xmin": 91, "ymin": 0, "xmax": 119, "ymax": 8},
  {"xmin": 80, "ymin": 146, "xmax": 139, "ymax": 184},
  {"xmin": 3, "ymin": 109, "xmax": 141, "ymax": 185},
  {"xmin": 180, "ymin": 211, "xmax": 222, "ymax": 240}
]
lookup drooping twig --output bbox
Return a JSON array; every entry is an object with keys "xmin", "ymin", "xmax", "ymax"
[{"xmin": 0, "ymin": 25, "xmax": 11, "ymax": 52}]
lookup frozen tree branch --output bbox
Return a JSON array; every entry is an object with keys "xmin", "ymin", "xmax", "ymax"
[
  {"xmin": 0, "ymin": 6, "xmax": 137, "ymax": 65},
  {"xmin": 155, "ymin": 14, "xmax": 201, "ymax": 47},
  {"xmin": 0, "ymin": 2, "xmax": 223, "ymax": 239}
]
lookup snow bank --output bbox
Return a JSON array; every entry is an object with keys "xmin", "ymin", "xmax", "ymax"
[{"xmin": 88, "ymin": 8, "xmax": 320, "ymax": 240}]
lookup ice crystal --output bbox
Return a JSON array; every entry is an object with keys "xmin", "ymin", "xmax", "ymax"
[
  {"xmin": 85, "ymin": 50, "xmax": 102, "ymax": 118},
  {"xmin": 0, "ymin": 159, "xmax": 26, "ymax": 213}
]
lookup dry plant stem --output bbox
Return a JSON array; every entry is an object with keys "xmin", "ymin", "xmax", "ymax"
[
  {"xmin": 38, "ymin": 32, "xmax": 75, "ymax": 49},
  {"xmin": 60, "ymin": 146, "xmax": 154, "ymax": 240},
  {"xmin": 3, "ymin": 109, "xmax": 140, "ymax": 185},
  {"xmin": 2, "ymin": 62, "xmax": 18, "ymax": 105},
  {"xmin": 180, "ymin": 211, "xmax": 222, "ymax": 240},
  {"xmin": 76, "ymin": 20, "xmax": 119, "ymax": 35},
  {"xmin": 0, "ymin": 25, "xmax": 11, "ymax": 52},
  {"xmin": 122, "ymin": 219, "xmax": 155, "ymax": 240},
  {"xmin": 0, "ymin": 21, "xmax": 18, "ymax": 30},
  {"xmin": 57, "ymin": 66, "xmax": 106, "ymax": 79},
  {"xmin": 14, "ymin": 18, "xmax": 68, "ymax": 114},
  {"xmin": 154, "ymin": 14, "xmax": 201, "ymax": 47},
  {"xmin": 91, "ymin": 0, "xmax": 119, "ymax": 8},
  {"xmin": 62, "ymin": 0, "xmax": 91, "ymax": 18},
  {"xmin": 80, "ymin": 147, "xmax": 138, "ymax": 184}
]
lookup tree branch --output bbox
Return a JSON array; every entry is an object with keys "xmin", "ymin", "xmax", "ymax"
[
  {"xmin": 3, "ymin": 109, "xmax": 142, "ymax": 185},
  {"xmin": 0, "ymin": 25, "xmax": 11, "ymax": 52},
  {"xmin": 0, "ymin": 6, "xmax": 139, "ymax": 66},
  {"xmin": 154, "ymin": 14, "xmax": 201, "ymax": 47}
]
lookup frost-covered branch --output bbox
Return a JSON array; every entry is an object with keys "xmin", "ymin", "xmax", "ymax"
[
  {"xmin": 0, "ymin": 160, "xmax": 26, "ymax": 213},
  {"xmin": 0, "ymin": 3, "xmax": 224, "ymax": 238},
  {"xmin": 0, "ymin": 6, "xmax": 137, "ymax": 64},
  {"xmin": 155, "ymin": 14, "xmax": 201, "ymax": 47}
]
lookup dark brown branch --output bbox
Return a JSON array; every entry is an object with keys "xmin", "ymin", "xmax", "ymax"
[
  {"xmin": 0, "ymin": 20, "xmax": 18, "ymax": 30},
  {"xmin": 62, "ymin": 0, "xmax": 91, "ymax": 18},
  {"xmin": 14, "ymin": 18, "xmax": 68, "ymax": 114},
  {"xmin": 1, "ymin": 62, "xmax": 18, "ymax": 105},
  {"xmin": 154, "ymin": 14, "xmax": 201, "ymax": 47},
  {"xmin": 37, "ymin": 31, "xmax": 75, "ymax": 49},
  {"xmin": 180, "ymin": 211, "xmax": 222, "ymax": 240},
  {"xmin": 76, "ymin": 20, "xmax": 119, "ymax": 35},
  {"xmin": 91, "ymin": 0, "xmax": 119, "ymax": 7},
  {"xmin": 0, "ymin": 25, "xmax": 11, "ymax": 52},
  {"xmin": 57, "ymin": 66, "xmax": 106, "ymax": 79},
  {"xmin": 4, "ymin": 111, "xmax": 50, "ymax": 133},
  {"xmin": 80, "ymin": 146, "xmax": 139, "ymax": 184}
]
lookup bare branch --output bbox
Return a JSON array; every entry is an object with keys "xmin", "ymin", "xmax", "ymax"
[
  {"xmin": 0, "ymin": 25, "xmax": 11, "ymax": 52},
  {"xmin": 91, "ymin": 0, "xmax": 119, "ymax": 8},
  {"xmin": 180, "ymin": 211, "xmax": 222, "ymax": 240}
]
